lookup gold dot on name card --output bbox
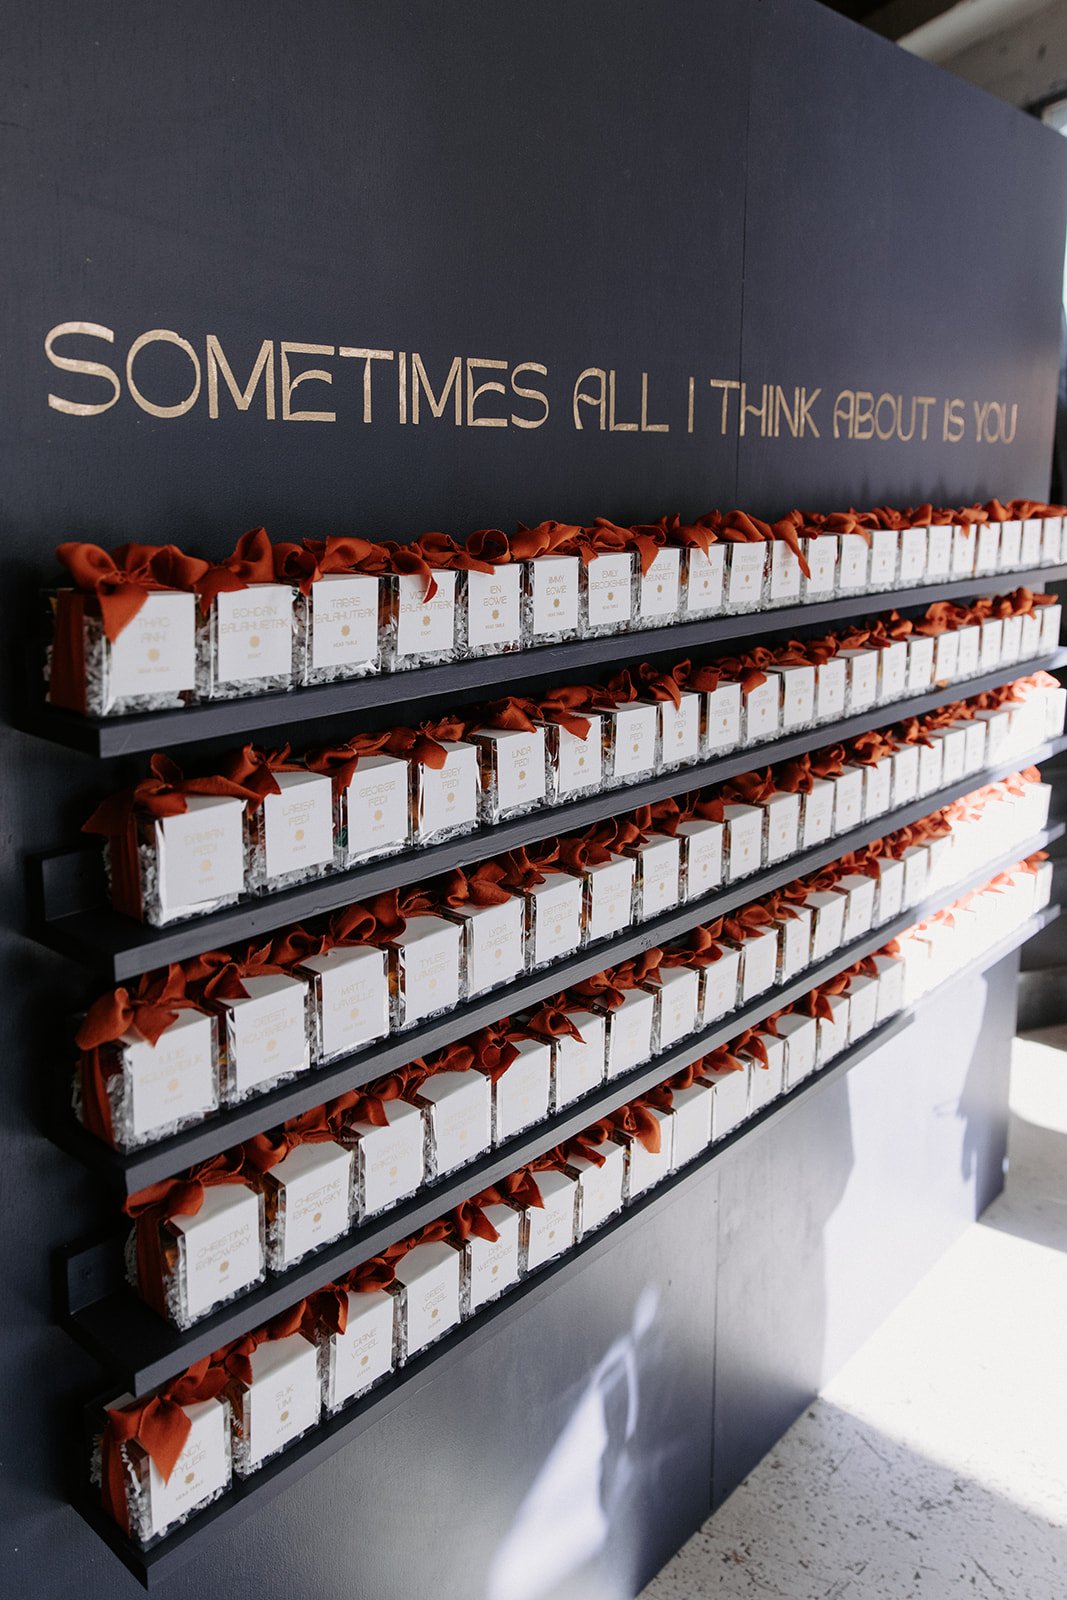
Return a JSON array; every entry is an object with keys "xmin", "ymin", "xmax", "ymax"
[
  {"xmin": 494, "ymin": 947, "xmax": 502, "ymax": 960},
  {"xmin": 167, "ymin": 1078, "xmax": 180, "ymax": 1093},
  {"xmin": 491, "ymin": 1264, "xmax": 499, "ymax": 1277},
  {"xmin": 553, "ymin": 597, "xmax": 560, "ymax": 608},
  {"xmin": 341, "ymin": 624, "xmax": 351, "ymax": 638},
  {"xmin": 657, "ymin": 583, "xmax": 663, "ymax": 594},
  {"xmin": 294, "ymin": 828, "xmax": 305, "ymax": 842},
  {"xmin": 518, "ymin": 769, "xmax": 527, "ymax": 782},
  {"xmin": 491, "ymin": 609, "xmax": 500, "ymax": 621},
  {"xmin": 446, "ymin": 792, "xmax": 455, "ymax": 804},
  {"xmin": 607, "ymin": 591, "xmax": 615, "ymax": 602},
  {"xmin": 267, "ymin": 1038, "xmax": 277, "ymax": 1052},
  {"xmin": 219, "ymin": 1260, "xmax": 230, "ymax": 1274},
  {"xmin": 148, "ymin": 648, "xmax": 160, "ymax": 662},
  {"xmin": 431, "ymin": 1307, "xmax": 440, "ymax": 1320},
  {"xmin": 350, "ymin": 1005, "xmax": 360, "ymax": 1019},
  {"xmin": 422, "ymin": 614, "xmax": 431, "ymax": 627},
  {"xmin": 250, "ymin": 635, "xmax": 261, "ymax": 648},
  {"xmin": 200, "ymin": 858, "xmax": 212, "ymax": 873},
  {"xmin": 360, "ymin": 1354, "xmax": 370, "ymax": 1367},
  {"xmin": 429, "ymin": 977, "xmax": 437, "ymax": 990},
  {"xmin": 554, "ymin": 924, "xmax": 562, "ymax": 936},
  {"xmin": 313, "ymin": 1211, "xmax": 322, "ymax": 1224},
  {"xmin": 184, "ymin": 1471, "xmax": 196, "ymax": 1485},
  {"xmin": 279, "ymin": 1410, "xmax": 290, "ymax": 1424},
  {"xmin": 548, "ymin": 1229, "xmax": 556, "ymax": 1240},
  {"xmin": 578, "ymin": 755, "xmax": 586, "ymax": 767},
  {"xmin": 631, "ymin": 742, "xmax": 639, "ymax": 754},
  {"xmin": 373, "ymin": 808, "xmax": 383, "ymax": 822},
  {"xmin": 389, "ymin": 1166, "xmax": 398, "ymax": 1179}
]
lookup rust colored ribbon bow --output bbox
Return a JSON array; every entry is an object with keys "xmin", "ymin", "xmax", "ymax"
[
  {"xmin": 181, "ymin": 527, "xmax": 277, "ymax": 614},
  {"xmin": 125, "ymin": 1154, "xmax": 251, "ymax": 1317},
  {"xmin": 539, "ymin": 685, "xmax": 596, "ymax": 740},
  {"xmin": 440, "ymin": 862, "xmax": 513, "ymax": 908},
  {"xmin": 386, "ymin": 716, "xmax": 468, "ymax": 770},
  {"xmin": 55, "ymin": 541, "xmax": 201, "ymax": 639},
  {"xmin": 609, "ymin": 1101, "xmax": 663, "ymax": 1153},
  {"xmin": 524, "ymin": 997, "xmax": 587, "ymax": 1044},
  {"xmin": 76, "ymin": 965, "xmax": 202, "ymax": 1144},
  {"xmin": 101, "ymin": 1358, "xmax": 229, "ymax": 1532},
  {"xmin": 510, "ymin": 520, "xmax": 583, "ymax": 559},
  {"xmin": 305, "ymin": 731, "xmax": 395, "ymax": 789}
]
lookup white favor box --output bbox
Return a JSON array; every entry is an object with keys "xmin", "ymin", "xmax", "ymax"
[
  {"xmin": 256, "ymin": 770, "xmax": 335, "ymax": 887},
  {"xmin": 167, "ymin": 1182, "xmax": 264, "ymax": 1324},
  {"xmin": 907, "ymin": 635, "xmax": 935, "ymax": 694},
  {"xmin": 737, "ymin": 927, "xmax": 779, "ymax": 1002},
  {"xmin": 925, "ymin": 524, "xmax": 952, "ymax": 579},
  {"xmin": 388, "ymin": 915, "xmax": 462, "ymax": 1028},
  {"xmin": 549, "ymin": 716, "xmax": 603, "ymax": 799},
  {"xmin": 87, "ymin": 590, "xmax": 197, "ymax": 713},
  {"xmin": 212, "ymin": 585, "xmax": 294, "ymax": 690},
  {"xmin": 669, "ymin": 1082, "xmax": 715, "ymax": 1167},
  {"xmin": 877, "ymin": 640, "xmax": 908, "ymax": 702},
  {"xmin": 1020, "ymin": 610, "xmax": 1042, "ymax": 662},
  {"xmin": 803, "ymin": 535, "xmax": 839, "ymax": 598},
  {"xmin": 582, "ymin": 550, "xmax": 634, "ymax": 632},
  {"xmin": 523, "ymin": 1169, "xmax": 578, "ymax": 1270},
  {"xmin": 867, "ymin": 528, "xmax": 899, "ymax": 591},
  {"xmin": 837, "ymin": 873, "xmax": 877, "ymax": 941},
  {"xmin": 602, "ymin": 702, "xmax": 659, "ymax": 784},
  {"xmin": 299, "ymin": 946, "xmax": 389, "ymax": 1063},
  {"xmin": 678, "ymin": 818, "xmax": 724, "ymax": 900},
  {"xmin": 777, "ymin": 1012, "xmax": 818, "ymax": 1086},
  {"xmin": 462, "ymin": 1204, "xmax": 521, "ymax": 1314},
  {"xmin": 924, "ymin": 833, "xmax": 954, "ymax": 896},
  {"xmin": 974, "ymin": 522, "xmax": 1001, "ymax": 577},
  {"xmin": 808, "ymin": 890, "xmax": 847, "ymax": 961},
  {"xmin": 955, "ymin": 624, "xmax": 981, "ymax": 679},
  {"xmin": 763, "ymin": 790, "xmax": 801, "ymax": 864},
  {"xmin": 526, "ymin": 872, "xmax": 584, "ymax": 967},
  {"xmin": 846, "ymin": 974, "xmax": 879, "ymax": 1042},
  {"xmin": 950, "ymin": 525, "xmax": 976, "ymax": 578},
  {"xmin": 900, "ymin": 845, "xmax": 930, "ymax": 907},
  {"xmin": 875, "ymin": 858, "xmax": 905, "ymax": 923},
  {"xmin": 417, "ymin": 1069, "xmax": 492, "ymax": 1179},
  {"xmin": 931, "ymin": 727, "xmax": 967, "ymax": 788},
  {"xmin": 742, "ymin": 677, "xmax": 781, "ymax": 746},
  {"xmin": 961, "ymin": 718, "xmax": 988, "ymax": 775},
  {"xmin": 897, "ymin": 525, "xmax": 928, "ymax": 585},
  {"xmin": 774, "ymin": 903, "xmax": 813, "ymax": 979},
  {"xmin": 323, "ymin": 1290, "xmax": 394, "ymax": 1412},
  {"xmin": 336, "ymin": 754, "xmax": 410, "ymax": 867},
  {"xmin": 1044, "ymin": 515, "xmax": 1064, "ymax": 565},
  {"xmin": 584, "ymin": 855, "xmax": 637, "ymax": 943},
  {"xmin": 392, "ymin": 1241, "xmax": 462, "ymax": 1360},
  {"xmin": 390, "ymin": 569, "xmax": 457, "ymax": 665},
  {"xmin": 115, "ymin": 1391, "xmax": 230, "ymax": 1542},
  {"xmin": 216, "ymin": 973, "xmax": 310, "ymax": 1102},
  {"xmin": 413, "ymin": 742, "xmax": 480, "ymax": 843},
  {"xmin": 724, "ymin": 541, "xmax": 768, "ymax": 610},
  {"xmin": 837, "ymin": 534, "xmax": 870, "ymax": 593},
  {"xmin": 151, "ymin": 795, "xmax": 246, "ymax": 923},
  {"xmin": 972, "ymin": 709, "xmax": 1012, "ymax": 766},
  {"xmin": 917, "ymin": 738, "xmax": 943, "ymax": 797},
  {"xmin": 838, "ymin": 647, "xmax": 879, "ymax": 713},
  {"xmin": 490, "ymin": 1037, "xmax": 553, "ymax": 1141},
  {"xmin": 933, "ymin": 630, "xmax": 959, "ymax": 684},
  {"xmin": 625, "ymin": 1107, "xmax": 675, "ymax": 1197},
  {"xmin": 631, "ymin": 834, "xmax": 682, "ymax": 920},
  {"xmin": 746, "ymin": 1034, "xmax": 786, "ymax": 1113},
  {"xmin": 637, "ymin": 546, "xmax": 681, "ymax": 624},
  {"xmin": 234, "ymin": 1334, "xmax": 320, "ymax": 1475},
  {"xmin": 552, "ymin": 1010, "xmax": 607, "ymax": 1107},
  {"xmin": 348, "ymin": 1099, "xmax": 424, "ymax": 1218},
  {"xmin": 815, "ymin": 658, "xmax": 848, "ymax": 723},
  {"xmin": 111, "ymin": 1010, "xmax": 218, "ymax": 1146},
  {"xmin": 978, "ymin": 618, "xmax": 1004, "ymax": 675},
  {"xmin": 998, "ymin": 519, "xmax": 1023, "ymax": 571},
  {"xmin": 701, "ymin": 947, "xmax": 741, "ymax": 1023},
  {"xmin": 1040, "ymin": 602, "xmax": 1063, "ymax": 655},
  {"xmin": 801, "ymin": 778, "xmax": 836, "ymax": 847},
  {"xmin": 862, "ymin": 757, "xmax": 893, "ymax": 820},
  {"xmin": 656, "ymin": 966, "xmax": 701, "ymax": 1049},
  {"xmin": 705, "ymin": 1063, "xmax": 750, "ymax": 1139},
  {"xmin": 525, "ymin": 555, "xmax": 580, "ymax": 640},
  {"xmin": 892, "ymin": 744, "xmax": 920, "ymax": 807},
  {"xmin": 1033, "ymin": 859, "xmax": 1054, "ymax": 911},
  {"xmin": 769, "ymin": 664, "xmax": 815, "ymax": 730},
  {"xmin": 704, "ymin": 683, "xmax": 743, "ymax": 753},
  {"xmin": 1020, "ymin": 518, "xmax": 1043, "ymax": 568},
  {"xmin": 604, "ymin": 988, "xmax": 658, "ymax": 1078},
  {"xmin": 659, "ymin": 692, "xmax": 703, "ymax": 767},
  {"xmin": 768, "ymin": 539, "xmax": 803, "ymax": 605},
  {"xmin": 451, "ymin": 896, "xmax": 526, "ymax": 997},
  {"xmin": 471, "ymin": 727, "xmax": 547, "ymax": 819},
  {"xmin": 831, "ymin": 767, "xmax": 865, "ymax": 836},
  {"xmin": 570, "ymin": 1142, "xmax": 626, "ymax": 1235},
  {"xmin": 463, "ymin": 566, "xmax": 522, "ymax": 653},
  {"xmin": 723, "ymin": 802, "xmax": 764, "ymax": 880},
  {"xmin": 303, "ymin": 574, "xmax": 380, "ymax": 679},
  {"xmin": 817, "ymin": 994, "xmax": 850, "ymax": 1065},
  {"xmin": 683, "ymin": 546, "xmax": 726, "ymax": 616},
  {"xmin": 265, "ymin": 1140, "xmax": 352, "ymax": 1268}
]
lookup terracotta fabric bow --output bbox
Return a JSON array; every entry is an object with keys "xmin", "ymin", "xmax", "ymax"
[
  {"xmin": 55, "ymin": 541, "xmax": 202, "ymax": 638},
  {"xmin": 496, "ymin": 843, "xmax": 558, "ymax": 892},
  {"xmin": 220, "ymin": 743, "xmax": 304, "ymax": 802},
  {"xmin": 386, "ymin": 717, "xmax": 468, "ymax": 770},
  {"xmin": 327, "ymin": 901, "xmax": 388, "ymax": 949},
  {"xmin": 101, "ymin": 1357, "xmax": 229, "ymax": 1532},
  {"xmin": 184, "ymin": 941, "xmax": 290, "ymax": 1005},
  {"xmin": 539, "ymin": 685, "xmax": 596, "ymax": 740},
  {"xmin": 466, "ymin": 1023, "xmax": 523, "ymax": 1081},
  {"xmin": 305, "ymin": 731, "xmax": 395, "ymax": 789},
  {"xmin": 417, "ymin": 531, "xmax": 494, "ymax": 574},
  {"xmin": 241, "ymin": 1098, "xmax": 355, "ymax": 1173},
  {"xmin": 449, "ymin": 1198, "xmax": 501, "ymax": 1244},
  {"xmin": 556, "ymin": 835, "xmax": 617, "ymax": 872},
  {"xmin": 268, "ymin": 926, "xmax": 328, "ymax": 967},
  {"xmin": 478, "ymin": 695, "xmax": 544, "ymax": 734},
  {"xmin": 701, "ymin": 1042, "xmax": 749, "ymax": 1075},
  {"xmin": 524, "ymin": 998, "xmax": 586, "ymax": 1044},
  {"xmin": 721, "ymin": 903, "xmax": 777, "ymax": 944},
  {"xmin": 382, "ymin": 538, "xmax": 441, "ymax": 601},
  {"xmin": 338, "ymin": 1067, "xmax": 420, "ymax": 1129},
  {"xmin": 609, "ymin": 1101, "xmax": 663, "ymax": 1153},
  {"xmin": 717, "ymin": 510, "xmax": 773, "ymax": 544},
  {"xmin": 661, "ymin": 922, "xmax": 726, "ymax": 969},
  {"xmin": 510, "ymin": 521, "xmax": 583, "ymax": 560},
  {"xmin": 125, "ymin": 1154, "xmax": 252, "ymax": 1317},
  {"xmin": 483, "ymin": 1168, "xmax": 547, "ymax": 1210},
  {"xmin": 355, "ymin": 887, "xmax": 437, "ymax": 944},
  {"xmin": 76, "ymin": 966, "xmax": 205, "ymax": 1144},
  {"xmin": 440, "ymin": 862, "xmax": 513, "ymax": 908},
  {"xmin": 723, "ymin": 768, "xmax": 777, "ymax": 806},
  {"xmin": 639, "ymin": 660, "xmax": 689, "ymax": 708},
  {"xmin": 560, "ymin": 1120, "xmax": 617, "ymax": 1166},
  {"xmin": 180, "ymin": 527, "xmax": 278, "ymax": 615},
  {"xmin": 218, "ymin": 1299, "xmax": 311, "ymax": 1388},
  {"xmin": 770, "ymin": 517, "xmax": 812, "ymax": 579},
  {"xmin": 569, "ymin": 971, "xmax": 627, "ymax": 1011}
]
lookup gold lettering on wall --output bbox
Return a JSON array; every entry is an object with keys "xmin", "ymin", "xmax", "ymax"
[
  {"xmin": 207, "ymin": 336, "xmax": 275, "ymax": 419},
  {"xmin": 126, "ymin": 329, "xmax": 202, "ymax": 419},
  {"xmin": 45, "ymin": 322, "xmax": 121, "ymax": 416},
  {"xmin": 280, "ymin": 342, "xmax": 335, "ymax": 422}
]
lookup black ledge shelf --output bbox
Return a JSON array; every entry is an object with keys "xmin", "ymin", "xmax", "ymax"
[
  {"xmin": 72, "ymin": 898, "xmax": 1063, "ymax": 1590},
  {"xmin": 56, "ymin": 822, "xmax": 1064, "ymax": 1397},
  {"xmin": 24, "ymin": 564, "xmax": 1067, "ymax": 760},
  {"xmin": 53, "ymin": 733, "xmax": 1067, "ymax": 1196},
  {"xmin": 29, "ymin": 645, "xmax": 1067, "ymax": 983}
]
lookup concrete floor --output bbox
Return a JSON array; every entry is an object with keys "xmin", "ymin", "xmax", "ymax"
[{"xmin": 640, "ymin": 1028, "xmax": 1067, "ymax": 1600}]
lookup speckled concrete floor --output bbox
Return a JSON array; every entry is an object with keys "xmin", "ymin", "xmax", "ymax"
[{"xmin": 640, "ymin": 1028, "xmax": 1067, "ymax": 1600}]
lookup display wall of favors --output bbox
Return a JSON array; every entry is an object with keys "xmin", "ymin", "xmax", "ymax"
[{"xmin": 46, "ymin": 497, "xmax": 1066, "ymax": 718}]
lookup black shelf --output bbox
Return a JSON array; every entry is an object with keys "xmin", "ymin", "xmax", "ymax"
[
  {"xmin": 29, "ymin": 647, "xmax": 1067, "ymax": 982},
  {"xmin": 72, "ymin": 895, "xmax": 1062, "ymax": 1589},
  {"xmin": 57, "ymin": 823, "xmax": 1064, "ymax": 1396},
  {"xmin": 25, "ymin": 564, "xmax": 1067, "ymax": 760},
  {"xmin": 53, "ymin": 732, "xmax": 1067, "ymax": 1196}
]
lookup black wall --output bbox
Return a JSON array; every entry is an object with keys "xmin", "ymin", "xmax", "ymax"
[{"xmin": 1, "ymin": 5, "xmax": 1064, "ymax": 1599}]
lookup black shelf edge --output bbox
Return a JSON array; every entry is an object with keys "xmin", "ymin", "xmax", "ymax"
[
  {"xmin": 57, "ymin": 823, "xmax": 1064, "ymax": 1396},
  {"xmin": 51, "ymin": 732, "xmax": 1067, "ymax": 1195},
  {"xmin": 28, "ymin": 646, "xmax": 1067, "ymax": 981},
  {"xmin": 73, "ymin": 895, "xmax": 1063, "ymax": 1589},
  {"xmin": 24, "ymin": 564, "xmax": 1067, "ymax": 760}
]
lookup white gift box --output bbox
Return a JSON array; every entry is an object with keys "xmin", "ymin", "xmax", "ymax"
[
  {"xmin": 701, "ymin": 947, "xmax": 741, "ymax": 1023},
  {"xmin": 801, "ymin": 778, "xmax": 837, "ymax": 847},
  {"xmin": 972, "ymin": 708, "xmax": 1012, "ymax": 766},
  {"xmin": 392, "ymin": 1241, "xmax": 462, "ymax": 1360},
  {"xmin": 602, "ymin": 702, "xmax": 659, "ymax": 784},
  {"xmin": 815, "ymin": 657, "xmax": 848, "ymax": 723},
  {"xmin": 569, "ymin": 1142, "xmax": 626, "ymax": 1236},
  {"xmin": 525, "ymin": 871, "xmax": 584, "ymax": 968},
  {"xmin": 584, "ymin": 855, "xmax": 637, "ymax": 943},
  {"xmin": 723, "ymin": 802, "xmax": 764, "ymax": 880},
  {"xmin": 489, "ymin": 1037, "xmax": 553, "ymax": 1141},
  {"xmin": 925, "ymin": 524, "xmax": 952, "ymax": 579},
  {"xmin": 1033, "ymin": 859, "xmax": 1054, "ymax": 911},
  {"xmin": 390, "ymin": 569, "xmax": 457, "ymax": 665},
  {"xmin": 742, "ymin": 677, "xmax": 781, "ymax": 746},
  {"xmin": 1043, "ymin": 515, "xmax": 1064, "ymax": 565},
  {"xmin": 907, "ymin": 635, "xmax": 935, "ymax": 694},
  {"xmin": 932, "ymin": 727, "xmax": 967, "ymax": 788},
  {"xmin": 348, "ymin": 1099, "xmax": 424, "ymax": 1219},
  {"xmin": 416, "ymin": 1069, "xmax": 492, "ymax": 1179},
  {"xmin": 875, "ymin": 858, "xmax": 906, "ymax": 923},
  {"xmin": 235, "ymin": 1333, "xmax": 320, "ymax": 1474},
  {"xmin": 892, "ymin": 744, "xmax": 920, "ymax": 807},
  {"xmin": 897, "ymin": 525, "xmax": 928, "ymax": 586},
  {"xmin": 846, "ymin": 974, "xmax": 879, "ymax": 1042},
  {"xmin": 837, "ymin": 873, "xmax": 877, "ymax": 941},
  {"xmin": 831, "ymin": 767, "xmax": 865, "ymax": 836},
  {"xmin": 762, "ymin": 790, "xmax": 801, "ymax": 864},
  {"xmin": 524, "ymin": 555, "xmax": 581, "ymax": 641},
  {"xmin": 299, "ymin": 946, "xmax": 389, "ymax": 1064},
  {"xmin": 774, "ymin": 903, "xmax": 813, "ymax": 979},
  {"xmin": 768, "ymin": 539, "xmax": 803, "ymax": 605},
  {"xmin": 413, "ymin": 741, "xmax": 480, "ymax": 843},
  {"xmin": 838, "ymin": 647, "xmax": 879, "ymax": 713},
  {"xmin": 450, "ymin": 896, "xmax": 526, "ymax": 998},
  {"xmin": 682, "ymin": 546, "xmax": 726, "ymax": 617},
  {"xmin": 837, "ymin": 534, "xmax": 870, "ymax": 593},
  {"xmin": 933, "ymin": 630, "xmax": 959, "ymax": 684},
  {"xmin": 777, "ymin": 1011, "xmax": 818, "ymax": 1086},
  {"xmin": 950, "ymin": 525, "xmax": 977, "ymax": 578},
  {"xmin": 737, "ymin": 926, "xmax": 779, "ymax": 1002},
  {"xmin": 656, "ymin": 966, "xmax": 701, "ymax": 1049},
  {"xmin": 636, "ymin": 546, "xmax": 681, "ymax": 624},
  {"xmin": 302, "ymin": 574, "xmax": 380, "ymax": 681},
  {"xmin": 625, "ymin": 1108, "xmax": 675, "ymax": 1197},
  {"xmin": 658, "ymin": 692, "xmax": 703, "ymax": 767},
  {"xmin": 817, "ymin": 994, "xmax": 850, "ymax": 1065},
  {"xmin": 899, "ymin": 933, "xmax": 932, "ymax": 1005},
  {"xmin": 215, "ymin": 973, "xmax": 310, "ymax": 1102},
  {"xmin": 976, "ymin": 618, "xmax": 1003, "ymax": 676},
  {"xmin": 462, "ymin": 1204, "xmax": 521, "ymax": 1315},
  {"xmin": 462, "ymin": 566, "xmax": 522, "ymax": 653},
  {"xmin": 724, "ymin": 541, "xmax": 768, "ymax": 609},
  {"xmin": 1020, "ymin": 610, "xmax": 1042, "ymax": 662},
  {"xmin": 631, "ymin": 834, "xmax": 682, "ymax": 920},
  {"xmin": 548, "ymin": 715, "xmax": 603, "ymax": 799},
  {"xmin": 867, "ymin": 528, "xmax": 899, "ymax": 591},
  {"xmin": 108, "ymin": 1010, "xmax": 218, "ymax": 1147},
  {"xmin": 669, "ymin": 1081, "xmax": 715, "ymax": 1167},
  {"xmin": 336, "ymin": 754, "xmax": 410, "ymax": 867},
  {"xmin": 704, "ymin": 1063, "xmax": 750, "ymax": 1139},
  {"xmin": 111, "ymin": 1390, "xmax": 231, "ymax": 1541},
  {"xmin": 954, "ymin": 624, "xmax": 981, "ymax": 680},
  {"xmin": 768, "ymin": 664, "xmax": 815, "ymax": 730},
  {"xmin": 1044, "ymin": 684, "xmax": 1067, "ymax": 738},
  {"xmin": 551, "ymin": 1010, "xmax": 607, "ymax": 1107},
  {"xmin": 522, "ymin": 1169, "xmax": 578, "ymax": 1270},
  {"xmin": 323, "ymin": 1289, "xmax": 395, "ymax": 1412},
  {"xmin": 745, "ymin": 1034, "xmax": 786, "ymax": 1113},
  {"xmin": 872, "ymin": 952, "xmax": 906, "ymax": 1021},
  {"xmin": 470, "ymin": 726, "xmax": 547, "ymax": 820},
  {"xmin": 917, "ymin": 738, "xmax": 943, "ymax": 797},
  {"xmin": 924, "ymin": 833, "xmax": 955, "ymax": 896},
  {"xmin": 900, "ymin": 844, "xmax": 930, "ymax": 907},
  {"xmin": 808, "ymin": 890, "xmax": 847, "ymax": 961},
  {"xmin": 603, "ymin": 988, "xmax": 658, "ymax": 1078},
  {"xmin": 256, "ymin": 770, "xmax": 335, "ymax": 887},
  {"xmin": 212, "ymin": 584, "xmax": 295, "ymax": 692},
  {"xmin": 81, "ymin": 589, "xmax": 198, "ymax": 714},
  {"xmin": 703, "ymin": 683, "xmax": 743, "ymax": 754},
  {"xmin": 961, "ymin": 718, "xmax": 988, "ymax": 774},
  {"xmin": 150, "ymin": 795, "xmax": 247, "ymax": 923},
  {"xmin": 1006, "ymin": 692, "xmax": 1047, "ymax": 754},
  {"xmin": 166, "ymin": 1182, "xmax": 264, "ymax": 1324},
  {"xmin": 388, "ymin": 915, "xmax": 463, "ymax": 1028},
  {"xmin": 264, "ymin": 1140, "xmax": 353, "ymax": 1269},
  {"xmin": 862, "ymin": 756, "xmax": 893, "ymax": 819},
  {"xmin": 678, "ymin": 818, "xmax": 724, "ymax": 900},
  {"xmin": 1040, "ymin": 602, "xmax": 1062, "ymax": 655},
  {"xmin": 877, "ymin": 640, "xmax": 908, "ymax": 703},
  {"xmin": 583, "ymin": 550, "xmax": 634, "ymax": 632},
  {"xmin": 1020, "ymin": 518, "xmax": 1043, "ymax": 568},
  {"xmin": 803, "ymin": 535, "xmax": 839, "ymax": 598},
  {"xmin": 998, "ymin": 519, "xmax": 1023, "ymax": 571}
]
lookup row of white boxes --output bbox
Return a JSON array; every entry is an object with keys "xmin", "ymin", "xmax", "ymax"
[
  {"xmin": 98, "ymin": 837, "xmax": 1055, "ymax": 1552},
  {"xmin": 117, "ymin": 600, "xmax": 1064, "ymax": 927},
  {"xmin": 82, "ymin": 685, "xmax": 1064, "ymax": 1155},
  {"xmin": 123, "ymin": 766, "xmax": 1054, "ymax": 1337},
  {"xmin": 61, "ymin": 513, "xmax": 1067, "ymax": 718}
]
